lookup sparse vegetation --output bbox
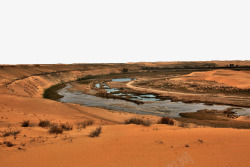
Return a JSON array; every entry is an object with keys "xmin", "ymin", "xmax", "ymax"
[
  {"xmin": 49, "ymin": 124, "xmax": 63, "ymax": 134},
  {"xmin": 125, "ymin": 118, "xmax": 152, "ymax": 126},
  {"xmin": 60, "ymin": 123, "xmax": 73, "ymax": 131},
  {"xmin": 77, "ymin": 120, "xmax": 94, "ymax": 129},
  {"xmin": 77, "ymin": 75, "xmax": 95, "ymax": 81},
  {"xmin": 3, "ymin": 128, "xmax": 21, "ymax": 137},
  {"xmin": 85, "ymin": 120, "xmax": 94, "ymax": 126},
  {"xmin": 178, "ymin": 109, "xmax": 250, "ymax": 129},
  {"xmin": 43, "ymin": 83, "xmax": 66, "ymax": 100},
  {"xmin": 142, "ymin": 120, "xmax": 151, "ymax": 126},
  {"xmin": 4, "ymin": 141, "xmax": 14, "ymax": 147},
  {"xmin": 158, "ymin": 117, "xmax": 175, "ymax": 125},
  {"xmin": 21, "ymin": 120, "xmax": 30, "ymax": 127},
  {"xmin": 198, "ymin": 139, "xmax": 204, "ymax": 143},
  {"xmin": 121, "ymin": 68, "xmax": 129, "ymax": 73},
  {"xmin": 89, "ymin": 126, "xmax": 102, "ymax": 137},
  {"xmin": 38, "ymin": 120, "xmax": 51, "ymax": 128}
]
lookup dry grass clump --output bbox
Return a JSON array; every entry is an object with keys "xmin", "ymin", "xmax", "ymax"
[
  {"xmin": 21, "ymin": 120, "xmax": 30, "ymax": 127},
  {"xmin": 77, "ymin": 120, "xmax": 94, "ymax": 129},
  {"xmin": 49, "ymin": 124, "xmax": 63, "ymax": 134},
  {"xmin": 4, "ymin": 141, "xmax": 15, "ymax": 147},
  {"xmin": 125, "ymin": 118, "xmax": 151, "ymax": 126},
  {"xmin": 89, "ymin": 126, "xmax": 102, "ymax": 137},
  {"xmin": 3, "ymin": 128, "xmax": 21, "ymax": 137},
  {"xmin": 60, "ymin": 123, "xmax": 73, "ymax": 131},
  {"xmin": 38, "ymin": 120, "xmax": 51, "ymax": 128},
  {"xmin": 142, "ymin": 119, "xmax": 151, "ymax": 126},
  {"xmin": 158, "ymin": 117, "xmax": 175, "ymax": 125}
]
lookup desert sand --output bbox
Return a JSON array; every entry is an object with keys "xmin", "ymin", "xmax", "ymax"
[
  {"xmin": 0, "ymin": 63, "xmax": 250, "ymax": 167},
  {"xmin": 185, "ymin": 69, "xmax": 250, "ymax": 89},
  {"xmin": 1, "ymin": 125, "xmax": 250, "ymax": 167}
]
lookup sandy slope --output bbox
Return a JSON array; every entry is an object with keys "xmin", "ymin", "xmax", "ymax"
[
  {"xmin": 1, "ymin": 124, "xmax": 250, "ymax": 167},
  {"xmin": 0, "ymin": 94, "xmax": 157, "ymax": 128},
  {"xmin": 0, "ymin": 64, "xmax": 250, "ymax": 167},
  {"xmin": 185, "ymin": 70, "xmax": 250, "ymax": 89}
]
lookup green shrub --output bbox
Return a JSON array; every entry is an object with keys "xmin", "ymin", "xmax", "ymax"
[{"xmin": 43, "ymin": 83, "xmax": 66, "ymax": 100}]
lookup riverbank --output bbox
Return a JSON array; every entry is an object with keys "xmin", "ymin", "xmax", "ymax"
[
  {"xmin": 51, "ymin": 69, "xmax": 250, "ymax": 128},
  {"xmin": 1, "ymin": 63, "xmax": 250, "ymax": 166},
  {"xmin": 127, "ymin": 80, "xmax": 250, "ymax": 107}
]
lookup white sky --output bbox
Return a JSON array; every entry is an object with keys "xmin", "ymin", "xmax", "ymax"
[{"xmin": 0, "ymin": 0, "xmax": 249, "ymax": 64}]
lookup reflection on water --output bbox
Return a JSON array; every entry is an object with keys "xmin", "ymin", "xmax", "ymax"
[
  {"xmin": 58, "ymin": 84, "xmax": 250, "ymax": 118},
  {"xmin": 95, "ymin": 83, "xmax": 101, "ymax": 88},
  {"xmin": 112, "ymin": 78, "xmax": 133, "ymax": 82},
  {"xmin": 105, "ymin": 88, "xmax": 119, "ymax": 93},
  {"xmin": 95, "ymin": 78, "xmax": 161, "ymax": 102}
]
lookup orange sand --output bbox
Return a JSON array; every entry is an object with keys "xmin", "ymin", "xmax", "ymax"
[
  {"xmin": 185, "ymin": 70, "xmax": 250, "ymax": 89},
  {"xmin": 0, "ymin": 64, "xmax": 250, "ymax": 167},
  {"xmin": 1, "ymin": 124, "xmax": 250, "ymax": 167}
]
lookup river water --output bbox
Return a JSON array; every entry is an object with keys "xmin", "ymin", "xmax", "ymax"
[{"xmin": 58, "ymin": 78, "xmax": 250, "ymax": 118}]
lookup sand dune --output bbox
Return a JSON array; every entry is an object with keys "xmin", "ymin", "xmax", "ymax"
[
  {"xmin": 185, "ymin": 70, "xmax": 250, "ymax": 89},
  {"xmin": 0, "ymin": 64, "xmax": 250, "ymax": 167},
  {"xmin": 1, "ymin": 124, "xmax": 250, "ymax": 167}
]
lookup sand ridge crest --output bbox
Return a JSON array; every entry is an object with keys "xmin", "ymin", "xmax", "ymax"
[{"xmin": 185, "ymin": 69, "xmax": 250, "ymax": 89}]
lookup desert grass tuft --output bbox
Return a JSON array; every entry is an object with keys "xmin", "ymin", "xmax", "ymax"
[
  {"xmin": 21, "ymin": 120, "xmax": 30, "ymax": 127},
  {"xmin": 125, "ymin": 118, "xmax": 151, "ymax": 126},
  {"xmin": 89, "ymin": 126, "xmax": 102, "ymax": 137},
  {"xmin": 60, "ymin": 123, "xmax": 73, "ymax": 131},
  {"xmin": 3, "ymin": 128, "xmax": 21, "ymax": 137},
  {"xmin": 77, "ymin": 120, "xmax": 94, "ymax": 129},
  {"xmin": 38, "ymin": 120, "xmax": 51, "ymax": 128},
  {"xmin": 158, "ymin": 117, "xmax": 175, "ymax": 125},
  {"xmin": 49, "ymin": 124, "xmax": 63, "ymax": 134},
  {"xmin": 4, "ymin": 141, "xmax": 15, "ymax": 147}
]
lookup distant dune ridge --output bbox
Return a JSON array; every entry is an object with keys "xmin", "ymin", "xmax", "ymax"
[
  {"xmin": 185, "ymin": 70, "xmax": 250, "ymax": 89},
  {"xmin": 0, "ymin": 64, "xmax": 124, "ymax": 97}
]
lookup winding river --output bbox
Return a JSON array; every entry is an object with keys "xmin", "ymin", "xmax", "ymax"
[{"xmin": 58, "ymin": 78, "xmax": 250, "ymax": 118}]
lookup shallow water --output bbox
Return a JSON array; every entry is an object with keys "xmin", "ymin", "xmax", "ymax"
[
  {"xmin": 112, "ymin": 78, "xmax": 133, "ymax": 82},
  {"xmin": 58, "ymin": 83, "xmax": 250, "ymax": 117},
  {"xmin": 105, "ymin": 88, "xmax": 119, "ymax": 93},
  {"xmin": 95, "ymin": 83, "xmax": 101, "ymax": 88},
  {"xmin": 96, "ymin": 79, "xmax": 161, "ymax": 102}
]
